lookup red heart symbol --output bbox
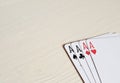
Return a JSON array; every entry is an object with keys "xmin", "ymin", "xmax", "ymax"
[
  {"xmin": 86, "ymin": 51, "xmax": 90, "ymax": 55},
  {"xmin": 91, "ymin": 49, "xmax": 96, "ymax": 54}
]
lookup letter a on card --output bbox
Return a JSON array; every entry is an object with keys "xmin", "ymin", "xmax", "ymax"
[{"xmin": 83, "ymin": 42, "xmax": 90, "ymax": 55}]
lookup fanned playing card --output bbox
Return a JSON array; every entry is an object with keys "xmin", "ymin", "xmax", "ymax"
[
  {"xmin": 86, "ymin": 35, "xmax": 120, "ymax": 83},
  {"xmin": 63, "ymin": 32, "xmax": 120, "ymax": 83}
]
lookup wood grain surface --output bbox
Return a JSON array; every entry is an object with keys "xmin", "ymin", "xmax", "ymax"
[{"xmin": 0, "ymin": 0, "xmax": 120, "ymax": 83}]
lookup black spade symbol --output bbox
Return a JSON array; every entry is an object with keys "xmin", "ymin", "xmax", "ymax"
[
  {"xmin": 79, "ymin": 54, "xmax": 85, "ymax": 59},
  {"xmin": 73, "ymin": 54, "xmax": 77, "ymax": 59}
]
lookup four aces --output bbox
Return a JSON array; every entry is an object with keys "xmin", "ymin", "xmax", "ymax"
[
  {"xmin": 64, "ymin": 42, "xmax": 98, "ymax": 83},
  {"xmin": 63, "ymin": 33, "xmax": 120, "ymax": 83}
]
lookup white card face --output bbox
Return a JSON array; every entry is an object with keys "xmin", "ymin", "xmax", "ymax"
[{"xmin": 86, "ymin": 36, "xmax": 120, "ymax": 83}]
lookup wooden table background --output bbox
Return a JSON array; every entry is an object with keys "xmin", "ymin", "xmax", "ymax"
[{"xmin": 0, "ymin": 0, "xmax": 120, "ymax": 83}]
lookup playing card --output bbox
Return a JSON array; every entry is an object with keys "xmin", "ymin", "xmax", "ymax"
[{"xmin": 86, "ymin": 35, "xmax": 120, "ymax": 83}]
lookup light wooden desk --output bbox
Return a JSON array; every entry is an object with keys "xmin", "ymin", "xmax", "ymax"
[{"xmin": 0, "ymin": 0, "xmax": 120, "ymax": 83}]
